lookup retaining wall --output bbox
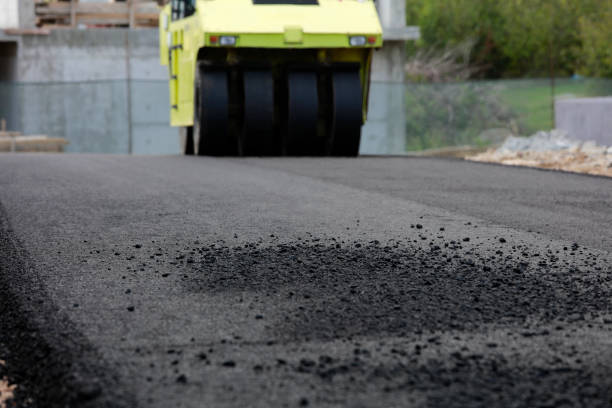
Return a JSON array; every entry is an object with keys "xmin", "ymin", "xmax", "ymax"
[
  {"xmin": 0, "ymin": 29, "xmax": 179, "ymax": 154},
  {"xmin": 555, "ymin": 98, "xmax": 612, "ymax": 146}
]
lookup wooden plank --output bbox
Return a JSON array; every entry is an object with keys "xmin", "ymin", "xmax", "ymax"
[
  {"xmin": 2, "ymin": 28, "xmax": 51, "ymax": 36},
  {"xmin": 35, "ymin": 1, "xmax": 160, "ymax": 27},
  {"xmin": 0, "ymin": 132, "xmax": 22, "ymax": 138},
  {"xmin": 36, "ymin": 2, "xmax": 159, "ymax": 16},
  {"xmin": 73, "ymin": 17, "xmax": 129, "ymax": 25},
  {"xmin": 0, "ymin": 136, "xmax": 69, "ymax": 153},
  {"xmin": 38, "ymin": 3, "xmax": 130, "ymax": 16}
]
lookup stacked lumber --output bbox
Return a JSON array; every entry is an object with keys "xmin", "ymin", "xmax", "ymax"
[
  {"xmin": 0, "ymin": 135, "xmax": 69, "ymax": 153},
  {"xmin": 0, "ymin": 120, "xmax": 68, "ymax": 153},
  {"xmin": 35, "ymin": 1, "xmax": 160, "ymax": 28}
]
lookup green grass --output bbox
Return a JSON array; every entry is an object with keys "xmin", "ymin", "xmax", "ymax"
[
  {"xmin": 497, "ymin": 79, "xmax": 610, "ymax": 134},
  {"xmin": 400, "ymin": 78, "xmax": 612, "ymax": 153}
]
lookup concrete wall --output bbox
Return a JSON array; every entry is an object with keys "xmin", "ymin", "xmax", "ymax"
[
  {"xmin": 372, "ymin": 0, "xmax": 408, "ymax": 83},
  {"xmin": 377, "ymin": 0, "xmax": 405, "ymax": 29},
  {"xmin": 360, "ymin": 82, "xmax": 406, "ymax": 155},
  {"xmin": 19, "ymin": 0, "xmax": 36, "ymax": 29},
  {"xmin": 555, "ymin": 98, "xmax": 612, "ymax": 146},
  {"xmin": 0, "ymin": 29, "xmax": 179, "ymax": 154},
  {"xmin": 13, "ymin": 29, "xmax": 167, "ymax": 82},
  {"xmin": 362, "ymin": 0, "xmax": 414, "ymax": 153},
  {"xmin": 371, "ymin": 45, "xmax": 405, "ymax": 83}
]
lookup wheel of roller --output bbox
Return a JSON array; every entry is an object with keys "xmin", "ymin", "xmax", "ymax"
[
  {"xmin": 287, "ymin": 71, "xmax": 319, "ymax": 156},
  {"xmin": 243, "ymin": 69, "xmax": 276, "ymax": 156},
  {"xmin": 330, "ymin": 69, "xmax": 363, "ymax": 157},
  {"xmin": 193, "ymin": 66, "xmax": 235, "ymax": 156},
  {"xmin": 179, "ymin": 126, "xmax": 194, "ymax": 155}
]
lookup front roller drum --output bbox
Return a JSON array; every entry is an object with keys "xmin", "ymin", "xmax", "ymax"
[
  {"xmin": 194, "ymin": 66, "xmax": 236, "ymax": 156},
  {"xmin": 330, "ymin": 69, "xmax": 363, "ymax": 157},
  {"xmin": 287, "ymin": 71, "xmax": 320, "ymax": 156},
  {"xmin": 243, "ymin": 69, "xmax": 276, "ymax": 156}
]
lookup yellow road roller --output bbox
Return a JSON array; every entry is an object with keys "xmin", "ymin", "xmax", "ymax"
[{"xmin": 160, "ymin": 0, "xmax": 382, "ymax": 156}]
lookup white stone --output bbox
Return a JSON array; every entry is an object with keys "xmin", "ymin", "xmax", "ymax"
[
  {"xmin": 580, "ymin": 141, "xmax": 607, "ymax": 156},
  {"xmin": 556, "ymin": 97, "xmax": 612, "ymax": 146},
  {"xmin": 499, "ymin": 130, "xmax": 580, "ymax": 153}
]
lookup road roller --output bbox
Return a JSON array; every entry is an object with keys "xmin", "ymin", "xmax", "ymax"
[{"xmin": 159, "ymin": 0, "xmax": 383, "ymax": 156}]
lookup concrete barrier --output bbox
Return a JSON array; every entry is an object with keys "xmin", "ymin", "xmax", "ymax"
[
  {"xmin": 0, "ymin": 29, "xmax": 179, "ymax": 154},
  {"xmin": 555, "ymin": 97, "xmax": 612, "ymax": 146}
]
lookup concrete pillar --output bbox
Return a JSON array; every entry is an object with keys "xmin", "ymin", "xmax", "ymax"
[
  {"xmin": 361, "ymin": 0, "xmax": 420, "ymax": 155},
  {"xmin": 377, "ymin": 0, "xmax": 405, "ymax": 29},
  {"xmin": 18, "ymin": 0, "xmax": 36, "ymax": 29}
]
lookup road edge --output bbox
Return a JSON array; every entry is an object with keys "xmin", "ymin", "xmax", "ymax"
[{"xmin": 0, "ymin": 203, "xmax": 134, "ymax": 408}]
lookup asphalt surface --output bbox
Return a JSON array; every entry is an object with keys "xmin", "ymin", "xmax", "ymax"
[{"xmin": 0, "ymin": 154, "xmax": 611, "ymax": 408}]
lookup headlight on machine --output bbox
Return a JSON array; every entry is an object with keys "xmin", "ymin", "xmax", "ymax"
[
  {"xmin": 219, "ymin": 36, "xmax": 237, "ymax": 46},
  {"xmin": 349, "ymin": 36, "xmax": 367, "ymax": 46}
]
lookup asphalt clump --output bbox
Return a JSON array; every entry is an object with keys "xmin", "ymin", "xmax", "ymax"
[
  {"xmin": 140, "ymin": 236, "xmax": 612, "ymax": 407},
  {"xmin": 183, "ymin": 239, "xmax": 610, "ymax": 341}
]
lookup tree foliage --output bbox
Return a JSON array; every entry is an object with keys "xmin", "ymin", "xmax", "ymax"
[
  {"xmin": 578, "ymin": 0, "xmax": 612, "ymax": 77},
  {"xmin": 405, "ymin": 0, "xmax": 612, "ymax": 78}
]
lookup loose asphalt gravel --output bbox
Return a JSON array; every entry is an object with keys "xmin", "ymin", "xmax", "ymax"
[{"xmin": 0, "ymin": 154, "xmax": 611, "ymax": 408}]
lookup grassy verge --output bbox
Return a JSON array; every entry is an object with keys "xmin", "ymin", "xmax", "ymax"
[
  {"xmin": 401, "ymin": 78, "xmax": 612, "ymax": 153},
  {"xmin": 497, "ymin": 79, "xmax": 612, "ymax": 134}
]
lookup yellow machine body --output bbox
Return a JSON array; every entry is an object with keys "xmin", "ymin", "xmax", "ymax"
[{"xmin": 160, "ymin": 0, "xmax": 382, "ymax": 157}]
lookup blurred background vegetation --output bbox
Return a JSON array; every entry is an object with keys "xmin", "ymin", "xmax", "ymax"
[
  {"xmin": 400, "ymin": 0, "xmax": 612, "ymax": 151},
  {"xmin": 405, "ymin": 0, "xmax": 612, "ymax": 79}
]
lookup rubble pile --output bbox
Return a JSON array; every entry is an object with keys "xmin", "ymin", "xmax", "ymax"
[{"xmin": 469, "ymin": 130, "xmax": 612, "ymax": 177}]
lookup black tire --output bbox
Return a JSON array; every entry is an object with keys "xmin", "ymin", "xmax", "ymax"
[
  {"xmin": 286, "ymin": 71, "xmax": 320, "ymax": 156},
  {"xmin": 179, "ymin": 126, "xmax": 194, "ymax": 155},
  {"xmin": 243, "ymin": 69, "xmax": 276, "ymax": 156},
  {"xmin": 193, "ymin": 65, "xmax": 235, "ymax": 156},
  {"xmin": 330, "ymin": 69, "xmax": 363, "ymax": 157}
]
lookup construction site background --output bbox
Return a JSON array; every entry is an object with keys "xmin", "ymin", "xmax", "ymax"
[{"xmin": 0, "ymin": 0, "xmax": 610, "ymax": 170}]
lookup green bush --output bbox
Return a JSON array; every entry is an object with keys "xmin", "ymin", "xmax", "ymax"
[
  {"xmin": 578, "ymin": 0, "xmax": 612, "ymax": 77},
  {"xmin": 406, "ymin": 0, "xmax": 612, "ymax": 78}
]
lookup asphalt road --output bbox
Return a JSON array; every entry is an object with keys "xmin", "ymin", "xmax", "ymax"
[{"xmin": 0, "ymin": 154, "xmax": 611, "ymax": 408}]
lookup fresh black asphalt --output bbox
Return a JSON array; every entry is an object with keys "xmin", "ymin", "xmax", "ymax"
[{"xmin": 0, "ymin": 154, "xmax": 611, "ymax": 408}]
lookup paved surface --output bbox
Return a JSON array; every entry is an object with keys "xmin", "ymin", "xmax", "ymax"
[{"xmin": 0, "ymin": 154, "xmax": 611, "ymax": 408}]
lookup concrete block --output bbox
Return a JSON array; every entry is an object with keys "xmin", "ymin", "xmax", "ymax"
[
  {"xmin": 377, "ymin": 0, "xmax": 406, "ymax": 29},
  {"xmin": 371, "ymin": 43, "xmax": 405, "ymax": 83},
  {"xmin": 130, "ymin": 80, "xmax": 172, "ymax": 124},
  {"xmin": 13, "ymin": 81, "xmax": 131, "ymax": 153},
  {"xmin": 555, "ymin": 97, "xmax": 612, "ymax": 146},
  {"xmin": 18, "ymin": 0, "xmax": 36, "ymax": 29},
  {"xmin": 132, "ymin": 125, "xmax": 180, "ymax": 155},
  {"xmin": 16, "ymin": 29, "xmax": 167, "ymax": 82}
]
